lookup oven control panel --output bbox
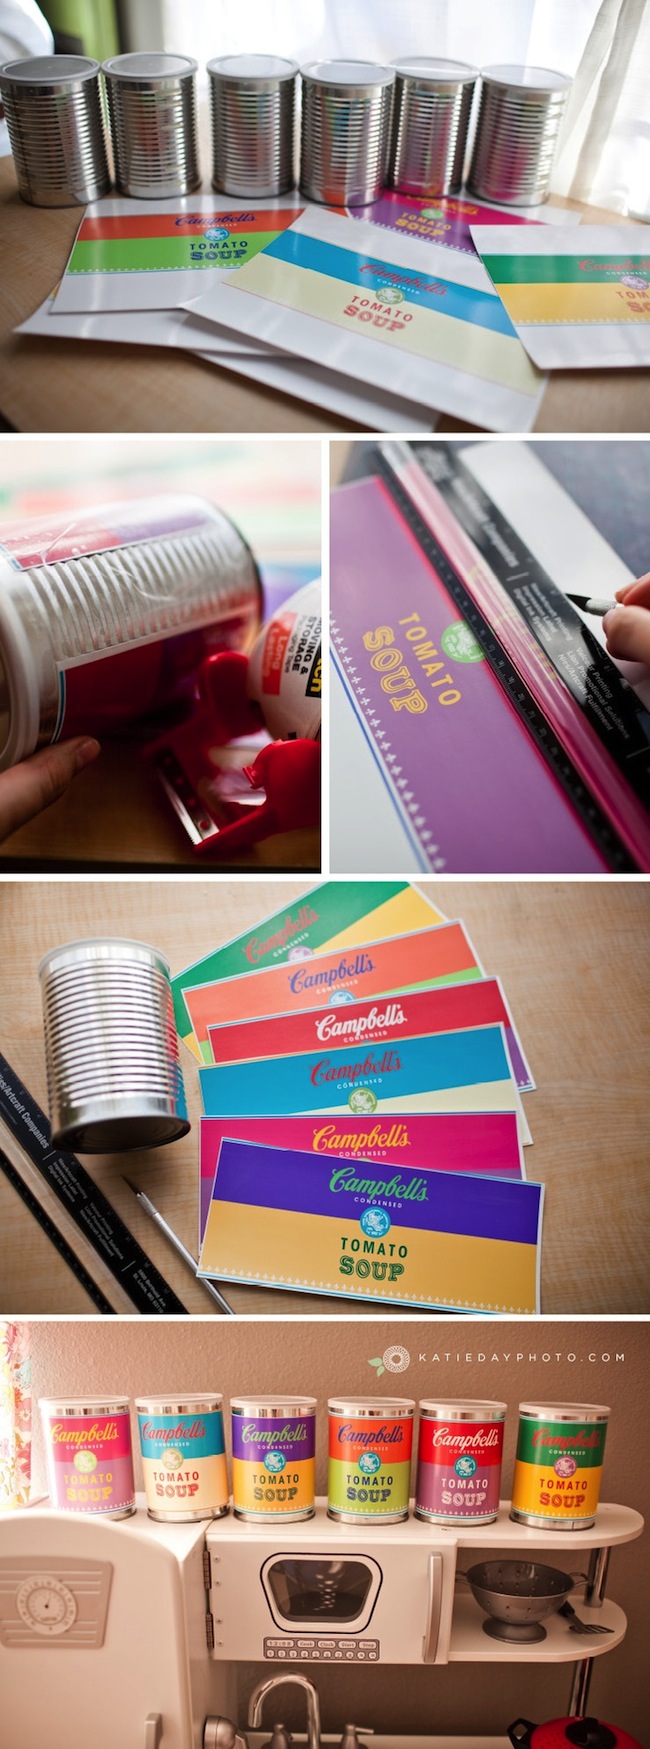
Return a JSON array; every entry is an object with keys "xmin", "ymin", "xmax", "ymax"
[
  {"xmin": 0, "ymin": 1557, "xmax": 112, "ymax": 1649},
  {"xmin": 264, "ymin": 1637, "xmax": 380, "ymax": 1662}
]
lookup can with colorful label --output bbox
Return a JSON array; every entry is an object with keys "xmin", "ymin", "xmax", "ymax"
[
  {"xmin": 40, "ymin": 1398, "xmax": 135, "ymax": 1519},
  {"xmin": 328, "ymin": 1397, "xmax": 415, "ymax": 1523},
  {"xmin": 135, "ymin": 1394, "xmax": 228, "ymax": 1522},
  {"xmin": 231, "ymin": 1396, "xmax": 316, "ymax": 1521},
  {"xmin": 415, "ymin": 1399, "xmax": 506, "ymax": 1524},
  {"xmin": 510, "ymin": 1402, "xmax": 610, "ymax": 1530}
]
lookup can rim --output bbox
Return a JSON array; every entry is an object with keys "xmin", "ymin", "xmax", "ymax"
[
  {"xmin": 301, "ymin": 59, "xmax": 395, "ymax": 91},
  {"xmin": 518, "ymin": 1402, "xmax": 610, "ymax": 1420},
  {"xmin": 0, "ymin": 54, "xmax": 100, "ymax": 86},
  {"xmin": 480, "ymin": 62, "xmax": 571, "ymax": 92},
  {"xmin": 419, "ymin": 1400, "xmax": 507, "ymax": 1417},
  {"xmin": 207, "ymin": 54, "xmax": 299, "ymax": 86},
  {"xmin": 38, "ymin": 937, "xmax": 171, "ymax": 981},
  {"xmin": 0, "ymin": 563, "xmax": 41, "ymax": 771},
  {"xmin": 392, "ymin": 55, "xmax": 478, "ymax": 87},
  {"xmin": 102, "ymin": 52, "xmax": 198, "ymax": 81},
  {"xmin": 135, "ymin": 1395, "xmax": 223, "ymax": 1412},
  {"xmin": 40, "ymin": 1398, "xmax": 130, "ymax": 1413},
  {"xmin": 231, "ymin": 1397, "xmax": 317, "ymax": 1414},
  {"xmin": 328, "ymin": 1398, "xmax": 415, "ymax": 1415}
]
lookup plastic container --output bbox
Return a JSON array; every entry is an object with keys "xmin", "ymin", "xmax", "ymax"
[
  {"xmin": 328, "ymin": 1397, "xmax": 414, "ymax": 1522},
  {"xmin": 136, "ymin": 1395, "xmax": 229, "ymax": 1521},
  {"xmin": 510, "ymin": 1402, "xmax": 610, "ymax": 1530},
  {"xmin": 415, "ymin": 1399, "xmax": 506, "ymax": 1524},
  {"xmin": 40, "ymin": 1398, "xmax": 135, "ymax": 1517},
  {"xmin": 231, "ymin": 1396, "xmax": 316, "ymax": 1520}
]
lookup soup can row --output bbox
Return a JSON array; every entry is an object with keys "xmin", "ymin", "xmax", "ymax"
[
  {"xmin": 0, "ymin": 50, "xmax": 570, "ymax": 208},
  {"xmin": 39, "ymin": 1397, "xmax": 610, "ymax": 1531}
]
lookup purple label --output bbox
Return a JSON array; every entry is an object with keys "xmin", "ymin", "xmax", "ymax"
[
  {"xmin": 416, "ymin": 1416, "xmax": 503, "ymax": 1519},
  {"xmin": 232, "ymin": 1414, "xmax": 315, "ymax": 1465},
  {"xmin": 350, "ymin": 192, "xmax": 535, "ymax": 258}
]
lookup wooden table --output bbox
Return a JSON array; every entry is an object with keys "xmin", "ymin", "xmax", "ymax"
[
  {"xmin": 0, "ymin": 877, "xmax": 647, "ymax": 1316},
  {"xmin": 0, "ymin": 155, "xmax": 647, "ymax": 433}
]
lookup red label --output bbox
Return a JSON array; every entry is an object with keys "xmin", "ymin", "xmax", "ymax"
[
  {"xmin": 329, "ymin": 1415, "xmax": 413, "ymax": 1466},
  {"xmin": 45, "ymin": 1413, "xmax": 132, "ymax": 1465},
  {"xmin": 418, "ymin": 1419, "xmax": 504, "ymax": 1467},
  {"xmin": 261, "ymin": 612, "xmax": 295, "ymax": 695}
]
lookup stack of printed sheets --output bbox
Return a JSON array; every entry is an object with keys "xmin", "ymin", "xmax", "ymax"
[
  {"xmin": 16, "ymin": 187, "xmax": 590, "ymax": 432},
  {"xmin": 171, "ymin": 879, "xmax": 544, "ymax": 1315}
]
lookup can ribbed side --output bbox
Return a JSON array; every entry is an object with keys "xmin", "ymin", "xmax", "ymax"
[
  {"xmin": 1, "ymin": 79, "xmax": 110, "ymax": 206},
  {"xmin": 389, "ymin": 80, "xmax": 475, "ymax": 196},
  {"xmin": 468, "ymin": 82, "xmax": 569, "ymax": 206},
  {"xmin": 209, "ymin": 77, "xmax": 296, "ymax": 196},
  {"xmin": 300, "ymin": 82, "xmax": 394, "ymax": 206},
  {"xmin": 14, "ymin": 516, "xmax": 258, "ymax": 665},
  {"xmin": 104, "ymin": 75, "xmax": 200, "ymax": 197},
  {"xmin": 39, "ymin": 944, "xmax": 188, "ymax": 1152}
]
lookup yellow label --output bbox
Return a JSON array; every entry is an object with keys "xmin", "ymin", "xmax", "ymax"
[
  {"xmin": 232, "ymin": 1455, "xmax": 315, "ymax": 1516},
  {"xmin": 512, "ymin": 1457, "xmax": 603, "ymax": 1521}
]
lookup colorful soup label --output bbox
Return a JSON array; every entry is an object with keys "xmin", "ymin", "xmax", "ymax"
[
  {"xmin": 232, "ymin": 1414, "xmax": 315, "ymax": 1516},
  {"xmin": 43, "ymin": 1412, "xmax": 135, "ymax": 1516},
  {"xmin": 137, "ymin": 1410, "xmax": 228, "ymax": 1514},
  {"xmin": 328, "ymin": 1413, "xmax": 413, "ymax": 1518},
  {"xmin": 416, "ymin": 1416, "xmax": 503, "ymax": 1520},
  {"xmin": 511, "ymin": 1415, "xmax": 608, "ymax": 1524}
]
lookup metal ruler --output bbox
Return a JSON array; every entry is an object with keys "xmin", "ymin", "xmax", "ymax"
[
  {"xmin": 0, "ymin": 1149, "xmax": 115, "ymax": 1315},
  {"xmin": 374, "ymin": 444, "xmax": 636, "ymax": 872},
  {"xmin": 0, "ymin": 1054, "xmax": 188, "ymax": 1314}
]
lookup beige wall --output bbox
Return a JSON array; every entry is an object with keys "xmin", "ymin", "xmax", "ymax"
[{"xmin": 22, "ymin": 1316, "xmax": 648, "ymax": 1741}]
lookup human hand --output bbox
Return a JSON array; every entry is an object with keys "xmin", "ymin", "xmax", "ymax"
[
  {"xmin": 0, "ymin": 738, "xmax": 100, "ymax": 843},
  {"xmin": 603, "ymin": 573, "xmax": 650, "ymax": 666}
]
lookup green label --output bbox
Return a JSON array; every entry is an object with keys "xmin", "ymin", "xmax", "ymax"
[
  {"xmin": 328, "ymin": 1455, "xmax": 410, "ymax": 1516},
  {"xmin": 516, "ymin": 1418, "xmax": 607, "ymax": 1469}
]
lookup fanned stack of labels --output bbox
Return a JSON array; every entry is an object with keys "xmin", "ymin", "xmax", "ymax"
[
  {"xmin": 171, "ymin": 880, "xmax": 544, "ymax": 1316},
  {"xmin": 17, "ymin": 188, "xmax": 583, "ymax": 435}
]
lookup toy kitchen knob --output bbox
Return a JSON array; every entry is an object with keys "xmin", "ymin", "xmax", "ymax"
[
  {"xmin": 204, "ymin": 1719, "xmax": 249, "ymax": 1749},
  {"xmin": 508, "ymin": 1718, "xmax": 642, "ymax": 1749}
]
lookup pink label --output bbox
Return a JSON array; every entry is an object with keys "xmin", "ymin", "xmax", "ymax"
[
  {"xmin": 416, "ymin": 1416, "xmax": 503, "ymax": 1520},
  {"xmin": 44, "ymin": 1412, "xmax": 135, "ymax": 1514}
]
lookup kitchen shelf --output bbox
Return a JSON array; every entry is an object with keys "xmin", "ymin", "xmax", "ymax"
[
  {"xmin": 448, "ymin": 1593, "xmax": 626, "ymax": 1662},
  {"xmin": 199, "ymin": 1499, "xmax": 642, "ymax": 1551}
]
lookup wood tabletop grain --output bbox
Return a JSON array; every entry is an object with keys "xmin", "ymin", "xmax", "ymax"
[{"xmin": 0, "ymin": 876, "xmax": 647, "ymax": 1317}]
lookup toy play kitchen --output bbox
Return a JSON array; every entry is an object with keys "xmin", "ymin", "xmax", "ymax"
[{"xmin": 0, "ymin": 1494, "xmax": 642, "ymax": 1749}]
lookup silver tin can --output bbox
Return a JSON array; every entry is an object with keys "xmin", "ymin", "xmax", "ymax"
[
  {"xmin": 0, "ymin": 494, "xmax": 261, "ymax": 772},
  {"xmin": 467, "ymin": 64, "xmax": 571, "ymax": 206},
  {"xmin": 38, "ymin": 937, "xmax": 190, "ymax": 1152},
  {"xmin": 510, "ymin": 1402, "xmax": 610, "ymax": 1531},
  {"xmin": 388, "ymin": 57, "xmax": 478, "ymax": 197},
  {"xmin": 40, "ymin": 1397, "xmax": 136, "ymax": 1518},
  {"xmin": 328, "ymin": 1397, "xmax": 414, "ymax": 1523},
  {"xmin": 415, "ymin": 1400, "xmax": 506, "ymax": 1525},
  {"xmin": 136, "ymin": 1395, "xmax": 229, "ymax": 1522},
  {"xmin": 300, "ymin": 60, "xmax": 395, "ymax": 206},
  {"xmin": 231, "ymin": 1396, "xmax": 316, "ymax": 1521},
  {"xmin": 0, "ymin": 55, "xmax": 110, "ymax": 207},
  {"xmin": 102, "ymin": 52, "xmax": 200, "ymax": 198},
  {"xmin": 207, "ymin": 54, "xmax": 298, "ymax": 197}
]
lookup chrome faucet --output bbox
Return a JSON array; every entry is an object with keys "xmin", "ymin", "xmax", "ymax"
[{"xmin": 248, "ymin": 1674, "xmax": 321, "ymax": 1749}]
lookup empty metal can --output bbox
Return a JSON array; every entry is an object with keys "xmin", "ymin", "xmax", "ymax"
[
  {"xmin": 207, "ymin": 54, "xmax": 298, "ymax": 197},
  {"xmin": 102, "ymin": 52, "xmax": 200, "ymax": 198},
  {"xmin": 0, "ymin": 55, "xmax": 110, "ymax": 207},
  {"xmin": 38, "ymin": 937, "xmax": 190, "ymax": 1152},
  {"xmin": 510, "ymin": 1402, "xmax": 610, "ymax": 1530},
  {"xmin": 415, "ymin": 1400, "xmax": 506, "ymax": 1524},
  {"xmin": 40, "ymin": 1398, "xmax": 135, "ymax": 1517},
  {"xmin": 467, "ymin": 64, "xmax": 571, "ymax": 206},
  {"xmin": 0, "ymin": 495, "xmax": 261, "ymax": 773},
  {"xmin": 388, "ymin": 57, "xmax": 478, "ymax": 197},
  {"xmin": 231, "ymin": 1396, "xmax": 316, "ymax": 1520},
  {"xmin": 136, "ymin": 1395, "xmax": 229, "ymax": 1522},
  {"xmin": 328, "ymin": 1397, "xmax": 414, "ymax": 1522},
  {"xmin": 300, "ymin": 60, "xmax": 395, "ymax": 206}
]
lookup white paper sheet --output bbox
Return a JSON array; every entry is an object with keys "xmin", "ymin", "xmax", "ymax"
[
  {"xmin": 185, "ymin": 204, "xmax": 547, "ymax": 433},
  {"xmin": 472, "ymin": 224, "xmax": 650, "ymax": 369},
  {"xmin": 17, "ymin": 296, "xmax": 439, "ymax": 432}
]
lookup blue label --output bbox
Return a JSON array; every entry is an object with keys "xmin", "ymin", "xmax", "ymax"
[{"xmin": 138, "ymin": 1410, "xmax": 225, "ymax": 1459}]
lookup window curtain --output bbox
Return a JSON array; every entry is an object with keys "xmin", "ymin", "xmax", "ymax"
[
  {"xmin": 158, "ymin": 0, "xmax": 650, "ymax": 213},
  {"xmin": 0, "ymin": 1323, "xmax": 31, "ymax": 1511}
]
